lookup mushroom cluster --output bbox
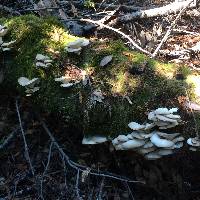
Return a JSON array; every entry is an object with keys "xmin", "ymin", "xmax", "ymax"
[
  {"xmin": 112, "ymin": 121, "xmax": 184, "ymax": 160},
  {"xmin": 18, "ymin": 77, "xmax": 40, "ymax": 95},
  {"xmin": 148, "ymin": 108, "xmax": 181, "ymax": 129},
  {"xmin": 64, "ymin": 38, "xmax": 90, "ymax": 53},
  {"xmin": 35, "ymin": 54, "xmax": 53, "ymax": 68},
  {"xmin": 0, "ymin": 25, "xmax": 15, "ymax": 51}
]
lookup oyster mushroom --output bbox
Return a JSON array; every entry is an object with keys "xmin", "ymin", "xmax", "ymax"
[
  {"xmin": 18, "ymin": 77, "xmax": 40, "ymax": 95},
  {"xmin": 187, "ymin": 137, "xmax": 200, "ymax": 147},
  {"xmin": 36, "ymin": 54, "xmax": 52, "ymax": 68},
  {"xmin": 120, "ymin": 139, "xmax": 145, "ymax": 150},
  {"xmin": 18, "ymin": 77, "xmax": 39, "ymax": 87},
  {"xmin": 150, "ymin": 133, "xmax": 174, "ymax": 148},
  {"xmin": 82, "ymin": 135, "xmax": 108, "ymax": 144},
  {"xmin": 128, "ymin": 122, "xmax": 155, "ymax": 131},
  {"xmin": 148, "ymin": 107, "xmax": 181, "ymax": 129},
  {"xmin": 65, "ymin": 38, "xmax": 90, "ymax": 53}
]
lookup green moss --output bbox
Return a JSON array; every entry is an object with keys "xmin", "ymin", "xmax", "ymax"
[{"xmin": 1, "ymin": 15, "xmax": 192, "ymax": 137}]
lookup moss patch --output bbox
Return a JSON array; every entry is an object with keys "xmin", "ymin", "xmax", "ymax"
[{"xmin": 1, "ymin": 15, "xmax": 193, "ymax": 137}]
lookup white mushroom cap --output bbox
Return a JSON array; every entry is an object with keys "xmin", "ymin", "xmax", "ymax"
[
  {"xmin": 112, "ymin": 138, "xmax": 119, "ymax": 146},
  {"xmin": 150, "ymin": 133, "xmax": 174, "ymax": 148},
  {"xmin": 169, "ymin": 108, "xmax": 178, "ymax": 113},
  {"xmin": 120, "ymin": 139, "xmax": 145, "ymax": 150},
  {"xmin": 82, "ymin": 135, "xmax": 108, "ymax": 144},
  {"xmin": 65, "ymin": 38, "xmax": 90, "ymax": 52},
  {"xmin": 154, "ymin": 108, "xmax": 170, "ymax": 115},
  {"xmin": 117, "ymin": 135, "xmax": 129, "ymax": 142},
  {"xmin": 128, "ymin": 122, "xmax": 145, "ymax": 130},
  {"xmin": 187, "ymin": 137, "xmax": 200, "ymax": 147},
  {"xmin": 18, "ymin": 77, "xmax": 39, "ymax": 87},
  {"xmin": 148, "ymin": 111, "xmax": 156, "ymax": 121}
]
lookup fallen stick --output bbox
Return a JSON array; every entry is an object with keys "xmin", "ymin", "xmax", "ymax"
[
  {"xmin": 119, "ymin": 0, "xmax": 196, "ymax": 21},
  {"xmin": 41, "ymin": 120, "xmax": 144, "ymax": 184},
  {"xmin": 16, "ymin": 99, "xmax": 35, "ymax": 176},
  {"xmin": 80, "ymin": 18, "xmax": 152, "ymax": 56}
]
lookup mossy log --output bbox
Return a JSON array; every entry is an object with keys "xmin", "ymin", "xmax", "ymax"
[{"xmin": 1, "ymin": 15, "xmax": 195, "ymax": 138}]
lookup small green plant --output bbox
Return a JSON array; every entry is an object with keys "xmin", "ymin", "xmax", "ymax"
[{"xmin": 84, "ymin": 0, "xmax": 95, "ymax": 8}]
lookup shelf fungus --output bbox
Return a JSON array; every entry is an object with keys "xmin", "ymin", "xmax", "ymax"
[
  {"xmin": 83, "ymin": 107, "xmax": 186, "ymax": 160},
  {"xmin": 18, "ymin": 77, "xmax": 40, "ymax": 95},
  {"xmin": 65, "ymin": 38, "xmax": 90, "ymax": 53},
  {"xmin": 111, "ymin": 130, "xmax": 183, "ymax": 160},
  {"xmin": 35, "ymin": 54, "xmax": 53, "ymax": 68},
  {"xmin": 148, "ymin": 107, "xmax": 181, "ymax": 129}
]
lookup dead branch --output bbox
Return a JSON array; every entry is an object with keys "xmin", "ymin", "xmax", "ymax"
[
  {"xmin": 119, "ymin": 0, "xmax": 196, "ymax": 21},
  {"xmin": 41, "ymin": 120, "xmax": 144, "ymax": 184},
  {"xmin": 80, "ymin": 18, "xmax": 152, "ymax": 56}
]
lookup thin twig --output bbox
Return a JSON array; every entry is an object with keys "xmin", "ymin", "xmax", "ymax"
[
  {"xmin": 15, "ymin": 99, "xmax": 35, "ymax": 176},
  {"xmin": 80, "ymin": 18, "xmax": 152, "ymax": 56},
  {"xmin": 125, "ymin": 181, "xmax": 135, "ymax": 200}
]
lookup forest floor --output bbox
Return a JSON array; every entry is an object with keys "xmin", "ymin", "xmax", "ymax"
[{"xmin": 1, "ymin": 0, "xmax": 200, "ymax": 200}]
